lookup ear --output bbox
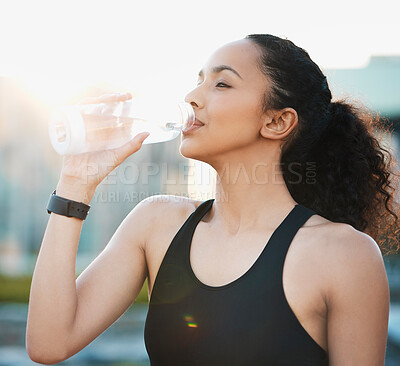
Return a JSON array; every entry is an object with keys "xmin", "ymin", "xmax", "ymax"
[{"xmin": 260, "ymin": 107, "xmax": 298, "ymax": 140}]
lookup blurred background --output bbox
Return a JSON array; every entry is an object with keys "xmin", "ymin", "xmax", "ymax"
[{"xmin": 0, "ymin": 0, "xmax": 399, "ymax": 364}]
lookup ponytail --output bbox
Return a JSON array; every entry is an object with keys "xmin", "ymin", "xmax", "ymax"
[
  {"xmin": 246, "ymin": 33, "xmax": 400, "ymax": 255},
  {"xmin": 282, "ymin": 99, "xmax": 400, "ymax": 255}
]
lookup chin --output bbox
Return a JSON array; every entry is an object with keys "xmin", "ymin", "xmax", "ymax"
[
  {"xmin": 179, "ymin": 141, "xmax": 199, "ymax": 160},
  {"xmin": 179, "ymin": 139, "xmax": 210, "ymax": 163}
]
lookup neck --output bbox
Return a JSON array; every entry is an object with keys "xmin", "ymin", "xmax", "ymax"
[{"xmin": 207, "ymin": 145, "xmax": 298, "ymax": 235}]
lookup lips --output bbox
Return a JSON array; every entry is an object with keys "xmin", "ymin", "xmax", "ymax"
[
  {"xmin": 182, "ymin": 117, "xmax": 205, "ymax": 134},
  {"xmin": 193, "ymin": 118, "xmax": 205, "ymax": 126}
]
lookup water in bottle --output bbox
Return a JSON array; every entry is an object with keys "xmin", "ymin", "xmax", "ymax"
[{"xmin": 49, "ymin": 97, "xmax": 195, "ymax": 155}]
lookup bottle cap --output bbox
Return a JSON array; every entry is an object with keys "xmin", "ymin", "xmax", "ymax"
[{"xmin": 49, "ymin": 106, "xmax": 86, "ymax": 155}]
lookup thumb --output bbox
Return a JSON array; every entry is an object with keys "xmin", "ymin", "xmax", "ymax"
[
  {"xmin": 135, "ymin": 131, "xmax": 151, "ymax": 144},
  {"xmin": 114, "ymin": 132, "xmax": 150, "ymax": 162}
]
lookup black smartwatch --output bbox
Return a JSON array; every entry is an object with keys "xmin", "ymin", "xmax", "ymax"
[{"xmin": 47, "ymin": 190, "xmax": 91, "ymax": 220}]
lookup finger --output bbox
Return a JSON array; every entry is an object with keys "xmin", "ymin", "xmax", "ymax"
[
  {"xmin": 78, "ymin": 92, "xmax": 132, "ymax": 105},
  {"xmin": 113, "ymin": 132, "xmax": 150, "ymax": 163},
  {"xmin": 96, "ymin": 92, "xmax": 132, "ymax": 103}
]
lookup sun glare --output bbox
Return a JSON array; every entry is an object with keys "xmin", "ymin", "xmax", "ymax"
[{"xmin": 19, "ymin": 74, "xmax": 90, "ymax": 106}]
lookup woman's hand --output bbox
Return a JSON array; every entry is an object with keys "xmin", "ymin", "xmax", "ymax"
[{"xmin": 56, "ymin": 92, "xmax": 150, "ymax": 203}]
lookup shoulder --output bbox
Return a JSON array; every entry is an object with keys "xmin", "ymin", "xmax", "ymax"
[
  {"xmin": 297, "ymin": 215, "xmax": 388, "ymax": 297},
  {"xmin": 131, "ymin": 194, "xmax": 200, "ymax": 221},
  {"xmin": 320, "ymin": 222, "xmax": 384, "ymax": 268},
  {"xmin": 307, "ymin": 218, "xmax": 385, "ymax": 275},
  {"xmin": 312, "ymin": 221, "xmax": 388, "ymax": 307},
  {"xmin": 130, "ymin": 194, "xmax": 201, "ymax": 247},
  {"xmin": 302, "ymin": 212, "xmax": 383, "ymax": 261}
]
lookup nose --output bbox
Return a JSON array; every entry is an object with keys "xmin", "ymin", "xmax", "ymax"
[{"xmin": 184, "ymin": 87, "xmax": 203, "ymax": 109}]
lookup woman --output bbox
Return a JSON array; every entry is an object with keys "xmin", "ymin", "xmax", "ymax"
[{"xmin": 26, "ymin": 34, "xmax": 398, "ymax": 365}]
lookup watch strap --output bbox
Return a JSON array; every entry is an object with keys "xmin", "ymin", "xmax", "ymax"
[{"xmin": 47, "ymin": 190, "xmax": 91, "ymax": 220}]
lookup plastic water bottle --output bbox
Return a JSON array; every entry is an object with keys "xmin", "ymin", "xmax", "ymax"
[{"xmin": 49, "ymin": 98, "xmax": 195, "ymax": 155}]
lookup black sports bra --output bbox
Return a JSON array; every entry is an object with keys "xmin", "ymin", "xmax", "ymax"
[{"xmin": 144, "ymin": 199, "xmax": 329, "ymax": 365}]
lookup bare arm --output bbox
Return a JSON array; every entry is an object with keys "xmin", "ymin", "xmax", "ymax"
[
  {"xmin": 26, "ymin": 184, "xmax": 158, "ymax": 364},
  {"xmin": 326, "ymin": 226, "xmax": 390, "ymax": 365},
  {"xmin": 64, "ymin": 195, "xmax": 155, "ymax": 359},
  {"xmin": 26, "ymin": 92, "xmax": 151, "ymax": 364},
  {"xmin": 26, "ymin": 182, "xmax": 94, "ymax": 364}
]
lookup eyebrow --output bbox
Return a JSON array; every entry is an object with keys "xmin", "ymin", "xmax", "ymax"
[{"xmin": 198, "ymin": 65, "xmax": 243, "ymax": 80}]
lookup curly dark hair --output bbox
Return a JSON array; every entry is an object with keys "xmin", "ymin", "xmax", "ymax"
[{"xmin": 245, "ymin": 33, "xmax": 400, "ymax": 256}]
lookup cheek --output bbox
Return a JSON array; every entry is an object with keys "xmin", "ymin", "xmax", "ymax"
[
  {"xmin": 208, "ymin": 98, "xmax": 261, "ymax": 139},
  {"xmin": 179, "ymin": 95, "xmax": 262, "ymax": 160},
  {"xmin": 179, "ymin": 119, "xmax": 258, "ymax": 161}
]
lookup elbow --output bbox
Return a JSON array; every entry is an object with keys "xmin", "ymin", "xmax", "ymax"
[
  {"xmin": 27, "ymin": 349, "xmax": 67, "ymax": 365},
  {"xmin": 26, "ymin": 340, "xmax": 68, "ymax": 365},
  {"xmin": 27, "ymin": 353, "xmax": 64, "ymax": 365}
]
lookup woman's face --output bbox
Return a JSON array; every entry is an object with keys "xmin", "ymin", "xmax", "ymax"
[{"xmin": 180, "ymin": 39, "xmax": 270, "ymax": 165}]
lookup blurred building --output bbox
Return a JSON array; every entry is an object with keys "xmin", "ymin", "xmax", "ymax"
[
  {"xmin": 0, "ymin": 55, "xmax": 399, "ymax": 276},
  {"xmin": 325, "ymin": 55, "xmax": 400, "ymax": 125}
]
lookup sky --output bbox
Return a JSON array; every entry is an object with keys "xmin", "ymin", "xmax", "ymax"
[{"xmin": 0, "ymin": 0, "xmax": 399, "ymax": 105}]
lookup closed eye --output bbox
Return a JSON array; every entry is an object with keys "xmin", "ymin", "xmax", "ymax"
[
  {"xmin": 195, "ymin": 81, "xmax": 231, "ymax": 88},
  {"xmin": 216, "ymin": 82, "xmax": 230, "ymax": 88}
]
